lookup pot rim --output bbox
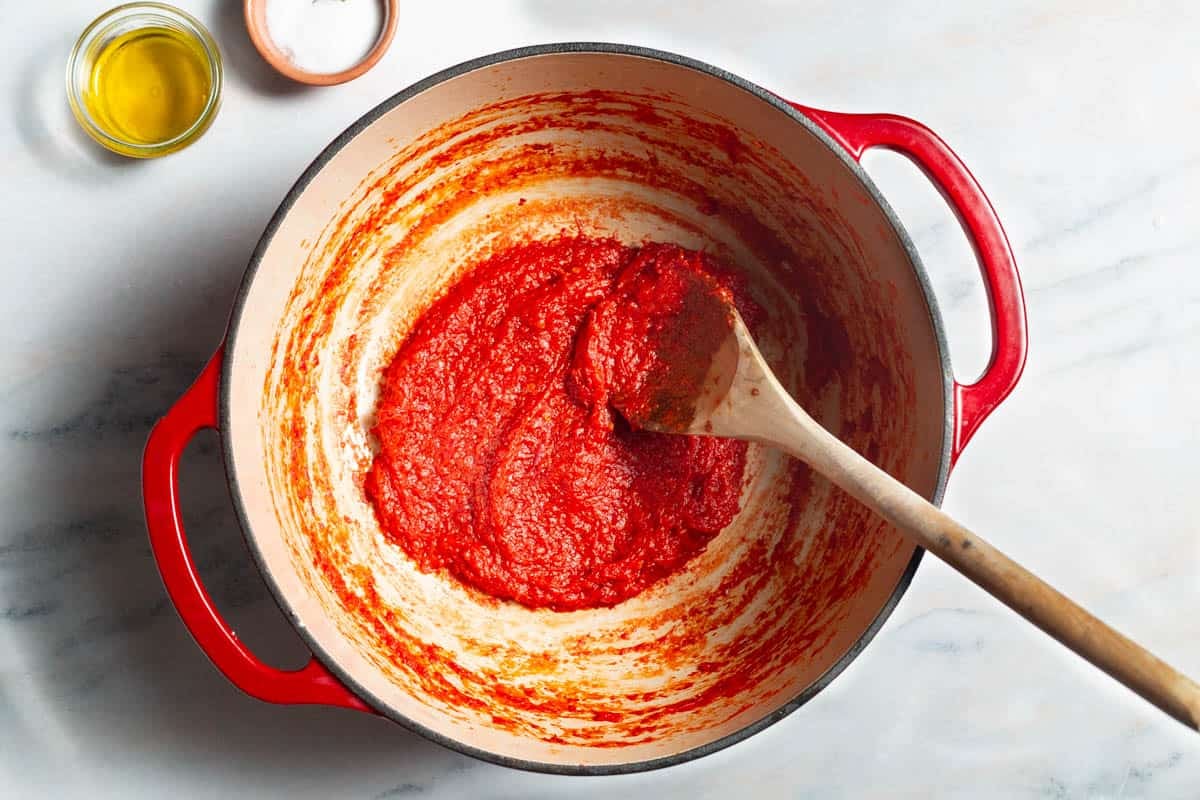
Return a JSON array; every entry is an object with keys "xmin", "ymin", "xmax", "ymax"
[{"xmin": 219, "ymin": 42, "xmax": 953, "ymax": 775}]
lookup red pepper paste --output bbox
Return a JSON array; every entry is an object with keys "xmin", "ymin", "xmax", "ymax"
[
  {"xmin": 366, "ymin": 235, "xmax": 757, "ymax": 611},
  {"xmin": 572, "ymin": 248, "xmax": 736, "ymax": 432}
]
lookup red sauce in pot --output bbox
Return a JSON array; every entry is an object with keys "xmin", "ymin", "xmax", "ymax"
[
  {"xmin": 270, "ymin": 88, "xmax": 912, "ymax": 744},
  {"xmin": 366, "ymin": 235, "xmax": 757, "ymax": 611}
]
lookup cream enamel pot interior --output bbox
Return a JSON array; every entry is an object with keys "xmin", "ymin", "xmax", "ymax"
[{"xmin": 143, "ymin": 44, "xmax": 1027, "ymax": 774}]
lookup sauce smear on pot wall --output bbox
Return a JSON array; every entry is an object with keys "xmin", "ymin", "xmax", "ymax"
[{"xmin": 366, "ymin": 235, "xmax": 757, "ymax": 610}]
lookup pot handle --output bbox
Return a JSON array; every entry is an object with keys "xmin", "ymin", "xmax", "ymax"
[
  {"xmin": 142, "ymin": 348, "xmax": 369, "ymax": 711},
  {"xmin": 793, "ymin": 106, "xmax": 1028, "ymax": 463}
]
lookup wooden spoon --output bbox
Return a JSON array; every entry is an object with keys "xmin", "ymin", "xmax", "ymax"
[{"xmin": 612, "ymin": 287, "xmax": 1200, "ymax": 730}]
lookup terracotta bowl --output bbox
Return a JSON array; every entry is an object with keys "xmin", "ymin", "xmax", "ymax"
[{"xmin": 244, "ymin": 0, "xmax": 398, "ymax": 85}]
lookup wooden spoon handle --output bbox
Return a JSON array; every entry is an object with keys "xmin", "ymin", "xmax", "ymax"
[{"xmin": 774, "ymin": 408, "xmax": 1200, "ymax": 730}]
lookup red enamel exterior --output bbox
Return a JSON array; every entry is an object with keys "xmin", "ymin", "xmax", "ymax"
[
  {"xmin": 141, "ymin": 348, "xmax": 368, "ymax": 711},
  {"xmin": 794, "ymin": 106, "xmax": 1029, "ymax": 464},
  {"xmin": 141, "ymin": 103, "xmax": 1027, "ymax": 715}
]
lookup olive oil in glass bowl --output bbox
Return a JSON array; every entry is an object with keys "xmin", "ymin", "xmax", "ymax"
[{"xmin": 68, "ymin": 3, "xmax": 222, "ymax": 158}]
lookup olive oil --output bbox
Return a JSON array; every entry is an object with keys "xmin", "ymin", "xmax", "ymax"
[{"xmin": 84, "ymin": 25, "xmax": 212, "ymax": 146}]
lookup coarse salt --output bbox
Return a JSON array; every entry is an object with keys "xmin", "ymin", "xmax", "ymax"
[{"xmin": 264, "ymin": 0, "xmax": 385, "ymax": 75}]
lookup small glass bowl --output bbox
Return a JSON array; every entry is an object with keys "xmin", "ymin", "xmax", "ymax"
[{"xmin": 67, "ymin": 3, "xmax": 223, "ymax": 158}]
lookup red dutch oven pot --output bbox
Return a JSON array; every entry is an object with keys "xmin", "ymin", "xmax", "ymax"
[{"xmin": 143, "ymin": 45, "xmax": 1026, "ymax": 774}]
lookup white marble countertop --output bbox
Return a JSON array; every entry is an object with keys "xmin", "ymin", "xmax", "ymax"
[{"xmin": 3, "ymin": 1, "xmax": 1199, "ymax": 797}]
